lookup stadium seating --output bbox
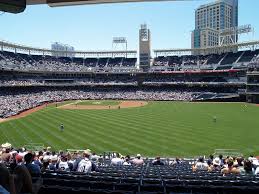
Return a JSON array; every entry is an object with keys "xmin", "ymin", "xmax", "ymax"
[
  {"xmin": 0, "ymin": 49, "xmax": 138, "ymax": 71},
  {"xmin": 122, "ymin": 58, "xmax": 137, "ymax": 67},
  {"xmin": 220, "ymin": 51, "xmax": 243, "ymax": 65},
  {"xmin": 1, "ymin": 48, "xmax": 258, "ymax": 73},
  {"xmin": 107, "ymin": 57, "xmax": 123, "ymax": 67},
  {"xmin": 238, "ymin": 50, "xmax": 259, "ymax": 63},
  {"xmin": 35, "ymin": 160, "xmax": 259, "ymax": 194},
  {"xmin": 152, "ymin": 49, "xmax": 259, "ymax": 72}
]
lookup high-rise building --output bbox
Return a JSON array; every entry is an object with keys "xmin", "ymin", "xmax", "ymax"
[
  {"xmin": 139, "ymin": 24, "xmax": 151, "ymax": 70},
  {"xmin": 51, "ymin": 42, "xmax": 75, "ymax": 58},
  {"xmin": 192, "ymin": 0, "xmax": 238, "ymax": 55}
]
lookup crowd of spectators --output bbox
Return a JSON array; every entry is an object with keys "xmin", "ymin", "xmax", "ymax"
[
  {"xmin": 0, "ymin": 144, "xmax": 143, "ymax": 174},
  {"xmin": 0, "ymin": 79, "xmax": 137, "ymax": 86},
  {"xmin": 2, "ymin": 143, "xmax": 258, "ymax": 175},
  {"xmin": 0, "ymin": 51, "xmax": 137, "ymax": 72},
  {"xmin": 192, "ymin": 155, "xmax": 259, "ymax": 175},
  {"xmin": 0, "ymin": 74, "xmax": 247, "ymax": 90},
  {"xmin": 1, "ymin": 142, "xmax": 259, "ymax": 194},
  {"xmin": 0, "ymin": 75, "xmax": 246, "ymax": 87},
  {"xmin": 0, "ymin": 89, "xmax": 198, "ymax": 118},
  {"xmin": 153, "ymin": 49, "xmax": 259, "ymax": 68},
  {"xmin": 0, "ymin": 143, "xmax": 178, "ymax": 194},
  {"xmin": 0, "ymin": 80, "xmax": 44, "ymax": 86}
]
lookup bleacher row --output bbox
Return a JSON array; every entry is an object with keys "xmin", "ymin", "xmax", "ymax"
[
  {"xmin": 0, "ymin": 49, "xmax": 258, "ymax": 73},
  {"xmin": 153, "ymin": 49, "xmax": 259, "ymax": 67},
  {"xmin": 0, "ymin": 50, "xmax": 137, "ymax": 72},
  {"xmin": 37, "ymin": 161, "xmax": 259, "ymax": 194}
]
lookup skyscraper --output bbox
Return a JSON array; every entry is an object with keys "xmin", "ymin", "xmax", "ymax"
[{"xmin": 191, "ymin": 0, "xmax": 238, "ymax": 54}]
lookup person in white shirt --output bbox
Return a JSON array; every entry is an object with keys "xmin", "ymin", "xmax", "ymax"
[
  {"xmin": 58, "ymin": 156, "xmax": 70, "ymax": 171},
  {"xmin": 193, "ymin": 157, "xmax": 209, "ymax": 171},
  {"xmin": 123, "ymin": 158, "xmax": 131, "ymax": 166},
  {"xmin": 111, "ymin": 153, "xmax": 123, "ymax": 166},
  {"xmin": 77, "ymin": 150, "xmax": 98, "ymax": 173}
]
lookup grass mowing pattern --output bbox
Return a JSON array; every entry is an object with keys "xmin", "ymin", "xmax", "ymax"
[
  {"xmin": 0, "ymin": 101, "xmax": 259, "ymax": 157},
  {"xmin": 76, "ymin": 100, "xmax": 120, "ymax": 106}
]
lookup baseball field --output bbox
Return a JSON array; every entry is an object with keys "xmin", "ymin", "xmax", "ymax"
[{"xmin": 0, "ymin": 100, "xmax": 259, "ymax": 157}]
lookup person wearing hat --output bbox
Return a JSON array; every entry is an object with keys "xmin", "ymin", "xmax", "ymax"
[
  {"xmin": 48, "ymin": 155, "xmax": 58, "ymax": 171},
  {"xmin": 1, "ymin": 148, "xmax": 11, "ymax": 163},
  {"xmin": 132, "ymin": 154, "xmax": 144, "ymax": 166},
  {"xmin": 77, "ymin": 150, "xmax": 98, "ymax": 173},
  {"xmin": 211, "ymin": 157, "xmax": 221, "ymax": 171}
]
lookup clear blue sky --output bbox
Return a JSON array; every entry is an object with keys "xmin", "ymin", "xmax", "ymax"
[{"xmin": 0, "ymin": 0, "xmax": 258, "ymax": 51}]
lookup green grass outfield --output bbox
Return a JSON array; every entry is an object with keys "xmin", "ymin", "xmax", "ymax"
[{"xmin": 0, "ymin": 101, "xmax": 259, "ymax": 157}]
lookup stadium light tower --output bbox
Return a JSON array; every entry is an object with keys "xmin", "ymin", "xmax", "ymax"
[
  {"xmin": 112, "ymin": 37, "xmax": 127, "ymax": 57},
  {"xmin": 219, "ymin": 24, "xmax": 254, "ymax": 46}
]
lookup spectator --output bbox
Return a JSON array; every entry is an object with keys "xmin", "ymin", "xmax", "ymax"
[
  {"xmin": 193, "ymin": 157, "xmax": 209, "ymax": 171},
  {"xmin": 1, "ymin": 148, "xmax": 11, "ymax": 163},
  {"xmin": 132, "ymin": 154, "xmax": 144, "ymax": 166},
  {"xmin": 58, "ymin": 155, "xmax": 70, "ymax": 171},
  {"xmin": 24, "ymin": 153, "xmax": 41, "ymax": 176},
  {"xmin": 219, "ymin": 154, "xmax": 224, "ymax": 166},
  {"xmin": 211, "ymin": 157, "xmax": 221, "ymax": 171},
  {"xmin": 13, "ymin": 165, "xmax": 33, "ymax": 194},
  {"xmin": 207, "ymin": 155, "xmax": 214, "ymax": 166},
  {"xmin": 0, "ymin": 163, "xmax": 15, "ymax": 194},
  {"xmin": 77, "ymin": 150, "xmax": 98, "ymax": 173},
  {"xmin": 41, "ymin": 160, "xmax": 49, "ymax": 172},
  {"xmin": 152, "ymin": 156, "xmax": 164, "ymax": 165},
  {"xmin": 221, "ymin": 158, "xmax": 240, "ymax": 175},
  {"xmin": 90, "ymin": 152, "xmax": 100, "ymax": 164},
  {"xmin": 123, "ymin": 158, "xmax": 131, "ymax": 166},
  {"xmin": 111, "ymin": 153, "xmax": 123, "ymax": 166},
  {"xmin": 48, "ymin": 155, "xmax": 58, "ymax": 171},
  {"xmin": 239, "ymin": 160, "xmax": 254, "ymax": 175},
  {"xmin": 169, "ymin": 157, "xmax": 181, "ymax": 166},
  {"xmin": 234, "ymin": 157, "xmax": 244, "ymax": 168}
]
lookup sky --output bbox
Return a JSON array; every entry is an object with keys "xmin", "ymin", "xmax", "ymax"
[{"xmin": 0, "ymin": 0, "xmax": 258, "ymax": 51}]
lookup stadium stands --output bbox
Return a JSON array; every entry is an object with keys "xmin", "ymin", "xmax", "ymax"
[
  {"xmin": 0, "ymin": 50, "xmax": 137, "ymax": 72},
  {"xmin": 238, "ymin": 50, "xmax": 259, "ymax": 63},
  {"xmin": 1, "ymin": 145, "xmax": 259, "ymax": 194},
  {"xmin": 152, "ymin": 49, "xmax": 259, "ymax": 71},
  {"xmin": 0, "ymin": 47, "xmax": 255, "ymax": 119},
  {"xmin": 1, "ymin": 48, "xmax": 258, "ymax": 73},
  {"xmin": 0, "ymin": 88, "xmax": 200, "ymax": 118}
]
